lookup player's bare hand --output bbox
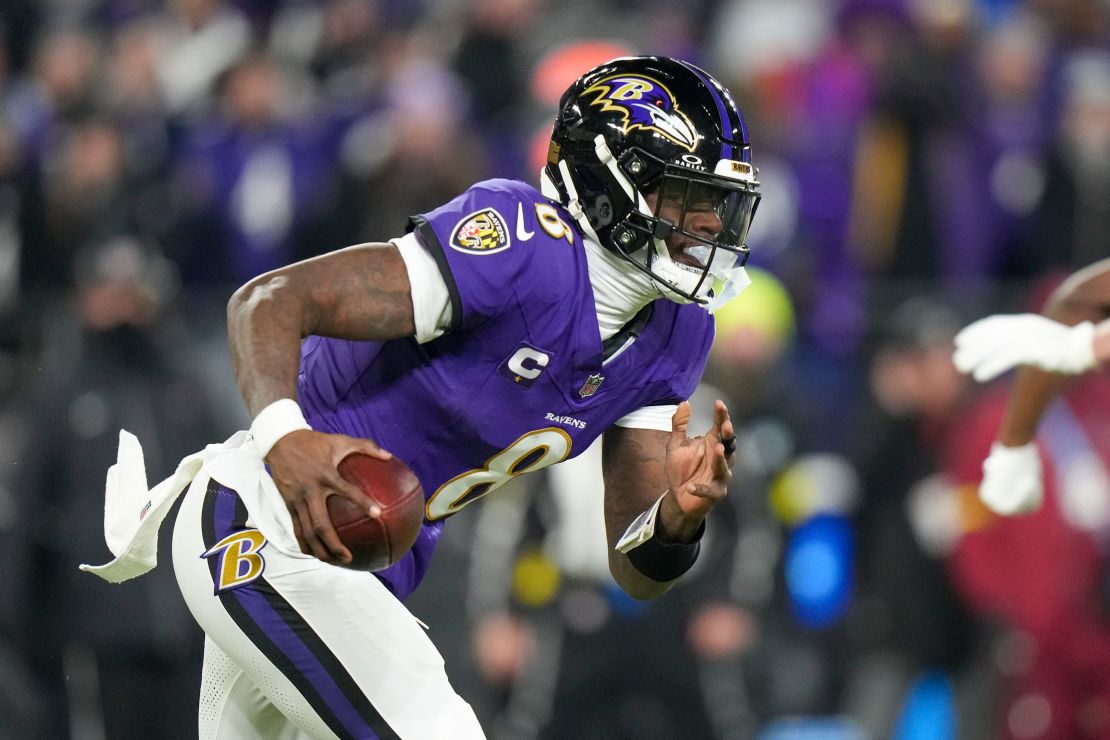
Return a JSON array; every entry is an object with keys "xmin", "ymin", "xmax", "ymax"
[
  {"xmin": 659, "ymin": 400, "xmax": 735, "ymax": 541},
  {"xmin": 266, "ymin": 429, "xmax": 392, "ymax": 563}
]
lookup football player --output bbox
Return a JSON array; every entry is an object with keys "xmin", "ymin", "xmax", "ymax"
[
  {"xmin": 953, "ymin": 257, "xmax": 1110, "ymax": 515},
  {"xmin": 87, "ymin": 56, "xmax": 761, "ymax": 739}
]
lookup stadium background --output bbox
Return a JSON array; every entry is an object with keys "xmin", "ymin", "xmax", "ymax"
[{"xmin": 0, "ymin": 0, "xmax": 1107, "ymax": 738}]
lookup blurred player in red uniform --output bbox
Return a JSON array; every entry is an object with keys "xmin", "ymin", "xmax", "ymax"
[
  {"xmin": 954, "ymin": 257, "xmax": 1110, "ymax": 514},
  {"xmin": 946, "ymin": 258, "xmax": 1110, "ymax": 738}
]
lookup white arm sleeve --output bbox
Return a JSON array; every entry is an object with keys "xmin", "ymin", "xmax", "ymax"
[
  {"xmin": 613, "ymin": 404, "xmax": 678, "ymax": 432},
  {"xmin": 391, "ymin": 232, "xmax": 453, "ymax": 343}
]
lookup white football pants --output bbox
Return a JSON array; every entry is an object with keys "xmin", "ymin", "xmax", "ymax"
[{"xmin": 171, "ymin": 471, "xmax": 485, "ymax": 740}]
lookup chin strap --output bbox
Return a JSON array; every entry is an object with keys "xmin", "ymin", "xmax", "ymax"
[
  {"xmin": 591, "ymin": 134, "xmax": 672, "ymax": 256},
  {"xmin": 593, "ymin": 135, "xmax": 638, "ymax": 204},
  {"xmin": 554, "ymin": 160, "xmax": 602, "ymax": 245}
]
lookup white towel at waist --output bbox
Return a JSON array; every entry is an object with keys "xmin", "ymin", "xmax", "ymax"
[{"xmin": 80, "ymin": 429, "xmax": 302, "ymax": 583}]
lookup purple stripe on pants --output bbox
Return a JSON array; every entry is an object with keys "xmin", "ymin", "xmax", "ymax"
[{"xmin": 210, "ymin": 484, "xmax": 382, "ymax": 739}]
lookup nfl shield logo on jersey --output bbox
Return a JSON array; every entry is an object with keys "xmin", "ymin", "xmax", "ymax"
[{"xmin": 578, "ymin": 373, "xmax": 604, "ymax": 398}]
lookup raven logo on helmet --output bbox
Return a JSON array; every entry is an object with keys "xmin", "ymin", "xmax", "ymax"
[{"xmin": 581, "ymin": 74, "xmax": 698, "ymax": 152}]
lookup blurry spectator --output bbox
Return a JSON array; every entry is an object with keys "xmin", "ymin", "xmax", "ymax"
[
  {"xmin": 452, "ymin": 0, "xmax": 538, "ymax": 178},
  {"xmin": 100, "ymin": 18, "xmax": 181, "ymax": 254},
  {"xmin": 974, "ymin": 11, "xmax": 1053, "ymax": 252},
  {"xmin": 270, "ymin": 0, "xmax": 385, "ymax": 103},
  {"xmin": 705, "ymin": 268, "xmax": 858, "ymax": 730},
  {"xmin": 1029, "ymin": 49, "xmax": 1110, "ymax": 272},
  {"xmin": 172, "ymin": 52, "xmax": 351, "ymax": 285},
  {"xmin": 0, "ymin": 0, "xmax": 40, "ymax": 76},
  {"xmin": 154, "ymin": 0, "xmax": 250, "ymax": 114},
  {"xmin": 0, "ymin": 118, "xmax": 31, "ymax": 320},
  {"xmin": 32, "ymin": 118, "xmax": 137, "ymax": 291},
  {"xmin": 845, "ymin": 295, "xmax": 984, "ymax": 738},
  {"xmin": 762, "ymin": 452, "xmax": 863, "ymax": 728},
  {"xmin": 701, "ymin": 288, "xmax": 793, "ymax": 732},
  {"xmin": 454, "ymin": 0, "xmax": 536, "ymax": 122},
  {"xmin": 5, "ymin": 27, "xmax": 101, "ymax": 163},
  {"xmin": 11, "ymin": 237, "xmax": 218, "ymax": 739},
  {"xmin": 2, "ymin": 29, "xmax": 88, "ymax": 307},
  {"xmin": 711, "ymin": 0, "xmax": 901, "ymax": 446},
  {"xmin": 106, "ymin": 18, "xmax": 166, "ymax": 119},
  {"xmin": 343, "ymin": 46, "xmax": 486, "ymax": 237},
  {"xmin": 845, "ymin": 0, "xmax": 1073, "ymax": 318},
  {"xmin": 105, "ymin": 18, "xmax": 174, "ymax": 173}
]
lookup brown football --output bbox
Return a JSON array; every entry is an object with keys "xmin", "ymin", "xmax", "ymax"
[{"xmin": 329, "ymin": 453, "xmax": 424, "ymax": 571}]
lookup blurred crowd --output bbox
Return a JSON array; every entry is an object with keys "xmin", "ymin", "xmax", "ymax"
[{"xmin": 0, "ymin": 0, "xmax": 1107, "ymax": 738}]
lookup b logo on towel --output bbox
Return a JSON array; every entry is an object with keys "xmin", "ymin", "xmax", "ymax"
[{"xmin": 202, "ymin": 529, "xmax": 267, "ymax": 594}]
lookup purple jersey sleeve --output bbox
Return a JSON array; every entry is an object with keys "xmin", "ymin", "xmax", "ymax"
[
  {"xmin": 407, "ymin": 179, "xmax": 562, "ymax": 332},
  {"xmin": 641, "ymin": 303, "xmax": 714, "ymax": 407}
]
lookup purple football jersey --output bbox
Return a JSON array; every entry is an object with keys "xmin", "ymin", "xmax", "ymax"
[{"xmin": 297, "ymin": 179, "xmax": 713, "ymax": 599}]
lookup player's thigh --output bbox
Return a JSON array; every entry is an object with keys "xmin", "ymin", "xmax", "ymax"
[
  {"xmin": 266, "ymin": 562, "xmax": 484, "ymax": 740},
  {"xmin": 173, "ymin": 474, "xmax": 484, "ymax": 740},
  {"xmin": 174, "ymin": 477, "xmax": 342, "ymax": 739}
]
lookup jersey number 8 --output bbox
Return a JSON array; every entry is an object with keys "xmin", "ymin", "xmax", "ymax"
[{"xmin": 425, "ymin": 427, "xmax": 573, "ymax": 520}]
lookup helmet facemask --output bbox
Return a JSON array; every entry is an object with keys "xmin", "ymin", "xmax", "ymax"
[
  {"xmin": 622, "ymin": 154, "xmax": 759, "ymax": 310},
  {"xmin": 559, "ymin": 136, "xmax": 760, "ymax": 312}
]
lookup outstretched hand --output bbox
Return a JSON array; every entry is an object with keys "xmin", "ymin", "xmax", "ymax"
[
  {"xmin": 266, "ymin": 429, "xmax": 393, "ymax": 563},
  {"xmin": 953, "ymin": 314, "xmax": 1097, "ymax": 382},
  {"xmin": 659, "ymin": 400, "xmax": 735, "ymax": 541}
]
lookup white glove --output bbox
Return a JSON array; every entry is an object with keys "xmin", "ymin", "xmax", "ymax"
[
  {"xmin": 953, "ymin": 314, "xmax": 1097, "ymax": 382},
  {"xmin": 979, "ymin": 441, "xmax": 1044, "ymax": 515}
]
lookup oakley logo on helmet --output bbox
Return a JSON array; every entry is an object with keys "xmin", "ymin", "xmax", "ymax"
[{"xmin": 581, "ymin": 74, "xmax": 698, "ymax": 152}]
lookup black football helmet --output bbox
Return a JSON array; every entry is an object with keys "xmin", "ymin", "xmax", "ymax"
[{"xmin": 544, "ymin": 56, "xmax": 761, "ymax": 311}]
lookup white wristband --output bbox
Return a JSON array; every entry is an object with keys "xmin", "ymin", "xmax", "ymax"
[{"xmin": 250, "ymin": 399, "xmax": 311, "ymax": 458}]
